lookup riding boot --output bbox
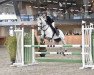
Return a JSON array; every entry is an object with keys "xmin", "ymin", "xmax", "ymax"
[
  {"xmin": 55, "ymin": 29, "xmax": 59, "ymax": 36},
  {"xmin": 52, "ymin": 27, "xmax": 59, "ymax": 36}
]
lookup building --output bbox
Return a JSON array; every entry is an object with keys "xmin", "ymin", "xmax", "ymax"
[{"xmin": 0, "ymin": 0, "xmax": 94, "ymax": 45}]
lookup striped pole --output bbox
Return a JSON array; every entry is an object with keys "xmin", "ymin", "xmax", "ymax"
[
  {"xmin": 35, "ymin": 52, "xmax": 88, "ymax": 55},
  {"xmin": 24, "ymin": 44, "xmax": 89, "ymax": 48}
]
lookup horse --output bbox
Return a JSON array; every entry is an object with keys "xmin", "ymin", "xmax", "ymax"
[{"xmin": 37, "ymin": 16, "xmax": 67, "ymax": 55}]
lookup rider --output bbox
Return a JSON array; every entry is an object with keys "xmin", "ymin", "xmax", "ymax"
[{"xmin": 42, "ymin": 11, "xmax": 59, "ymax": 36}]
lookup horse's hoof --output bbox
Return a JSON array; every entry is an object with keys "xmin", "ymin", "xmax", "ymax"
[
  {"xmin": 65, "ymin": 50, "xmax": 67, "ymax": 52},
  {"xmin": 65, "ymin": 50, "xmax": 68, "ymax": 55},
  {"xmin": 62, "ymin": 51, "xmax": 65, "ymax": 56}
]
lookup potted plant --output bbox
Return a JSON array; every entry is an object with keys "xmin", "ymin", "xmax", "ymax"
[{"xmin": 4, "ymin": 36, "xmax": 17, "ymax": 64}]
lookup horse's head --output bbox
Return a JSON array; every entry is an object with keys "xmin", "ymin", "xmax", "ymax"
[
  {"xmin": 37, "ymin": 16, "xmax": 47, "ymax": 31},
  {"xmin": 37, "ymin": 16, "xmax": 42, "ymax": 31}
]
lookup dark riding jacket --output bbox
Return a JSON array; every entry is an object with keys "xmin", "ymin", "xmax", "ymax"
[{"xmin": 46, "ymin": 16, "xmax": 56, "ymax": 34}]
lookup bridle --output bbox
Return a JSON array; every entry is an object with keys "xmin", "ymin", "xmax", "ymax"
[{"xmin": 38, "ymin": 17, "xmax": 49, "ymax": 32}]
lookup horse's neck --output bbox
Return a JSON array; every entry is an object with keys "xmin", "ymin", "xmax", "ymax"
[
  {"xmin": 40, "ymin": 16, "xmax": 48, "ymax": 27},
  {"xmin": 38, "ymin": 16, "xmax": 51, "ymax": 32}
]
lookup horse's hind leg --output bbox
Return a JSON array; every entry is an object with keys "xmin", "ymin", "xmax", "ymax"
[
  {"xmin": 61, "ymin": 38, "xmax": 67, "ymax": 54},
  {"xmin": 59, "ymin": 41, "xmax": 66, "ymax": 56}
]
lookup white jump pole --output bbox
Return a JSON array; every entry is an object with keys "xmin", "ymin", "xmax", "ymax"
[
  {"xmin": 31, "ymin": 28, "xmax": 36, "ymax": 64},
  {"xmin": 24, "ymin": 44, "xmax": 89, "ymax": 48},
  {"xmin": 89, "ymin": 23, "xmax": 93, "ymax": 64},
  {"xmin": 80, "ymin": 24, "xmax": 85, "ymax": 69},
  {"xmin": 21, "ymin": 27, "xmax": 24, "ymax": 65}
]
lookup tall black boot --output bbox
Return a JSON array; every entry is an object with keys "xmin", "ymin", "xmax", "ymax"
[{"xmin": 55, "ymin": 29, "xmax": 59, "ymax": 36}]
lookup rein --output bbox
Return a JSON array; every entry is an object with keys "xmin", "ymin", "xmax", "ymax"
[{"xmin": 39, "ymin": 17, "xmax": 49, "ymax": 31}]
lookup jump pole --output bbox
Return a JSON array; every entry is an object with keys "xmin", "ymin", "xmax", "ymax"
[
  {"xmin": 81, "ymin": 24, "xmax": 85, "ymax": 68},
  {"xmin": 35, "ymin": 51, "xmax": 88, "ymax": 55},
  {"xmin": 36, "ymin": 58, "xmax": 82, "ymax": 63},
  {"xmin": 24, "ymin": 44, "xmax": 89, "ymax": 48},
  {"xmin": 31, "ymin": 28, "xmax": 36, "ymax": 64}
]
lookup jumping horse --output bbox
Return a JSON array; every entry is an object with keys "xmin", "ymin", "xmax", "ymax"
[{"xmin": 37, "ymin": 15, "xmax": 67, "ymax": 55}]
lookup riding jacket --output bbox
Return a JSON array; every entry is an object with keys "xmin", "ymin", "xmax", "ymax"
[{"xmin": 46, "ymin": 16, "xmax": 56, "ymax": 34}]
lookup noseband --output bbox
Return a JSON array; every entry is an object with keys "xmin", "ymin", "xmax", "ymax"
[{"xmin": 38, "ymin": 17, "xmax": 49, "ymax": 31}]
